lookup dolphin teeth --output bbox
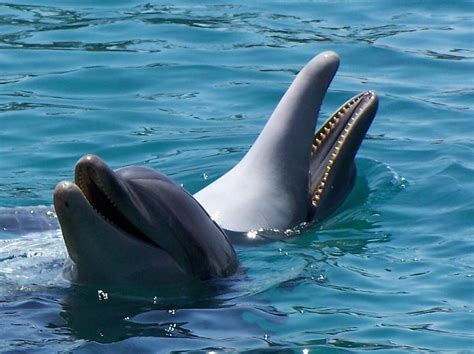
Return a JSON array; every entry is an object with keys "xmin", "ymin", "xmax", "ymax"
[{"xmin": 312, "ymin": 91, "xmax": 372, "ymax": 211}]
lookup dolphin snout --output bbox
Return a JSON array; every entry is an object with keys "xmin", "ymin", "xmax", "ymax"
[
  {"xmin": 53, "ymin": 181, "xmax": 87, "ymax": 215},
  {"xmin": 75, "ymin": 154, "xmax": 109, "ymax": 177},
  {"xmin": 54, "ymin": 181, "xmax": 75, "ymax": 209}
]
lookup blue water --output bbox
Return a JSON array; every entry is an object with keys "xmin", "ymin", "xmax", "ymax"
[{"xmin": 1, "ymin": 1, "xmax": 473, "ymax": 352}]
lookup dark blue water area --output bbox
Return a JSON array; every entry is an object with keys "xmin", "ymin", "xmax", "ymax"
[{"xmin": 0, "ymin": 1, "xmax": 473, "ymax": 352}]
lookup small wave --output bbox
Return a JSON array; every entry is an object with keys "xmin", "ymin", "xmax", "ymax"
[{"xmin": 0, "ymin": 230, "xmax": 67, "ymax": 294}]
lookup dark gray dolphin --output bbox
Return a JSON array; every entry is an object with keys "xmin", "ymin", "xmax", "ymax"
[
  {"xmin": 54, "ymin": 155, "xmax": 237, "ymax": 286},
  {"xmin": 52, "ymin": 51, "xmax": 378, "ymax": 286}
]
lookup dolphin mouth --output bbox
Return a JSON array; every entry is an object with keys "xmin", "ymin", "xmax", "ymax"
[
  {"xmin": 74, "ymin": 157, "xmax": 160, "ymax": 249},
  {"xmin": 310, "ymin": 90, "xmax": 378, "ymax": 207}
]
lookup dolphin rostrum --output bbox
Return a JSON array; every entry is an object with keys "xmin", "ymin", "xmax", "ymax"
[{"xmin": 52, "ymin": 51, "xmax": 378, "ymax": 286}]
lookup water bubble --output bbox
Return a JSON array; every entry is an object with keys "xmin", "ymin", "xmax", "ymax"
[
  {"xmin": 247, "ymin": 230, "xmax": 258, "ymax": 239},
  {"xmin": 97, "ymin": 289, "xmax": 108, "ymax": 300},
  {"xmin": 316, "ymin": 274, "xmax": 326, "ymax": 282}
]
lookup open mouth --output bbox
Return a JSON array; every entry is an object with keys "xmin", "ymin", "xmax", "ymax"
[
  {"xmin": 74, "ymin": 162, "xmax": 159, "ymax": 248},
  {"xmin": 310, "ymin": 91, "xmax": 377, "ymax": 207}
]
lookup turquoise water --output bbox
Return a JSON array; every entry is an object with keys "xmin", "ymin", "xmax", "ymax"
[{"xmin": 1, "ymin": 0, "xmax": 473, "ymax": 352}]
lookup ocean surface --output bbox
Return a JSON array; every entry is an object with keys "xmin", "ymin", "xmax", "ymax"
[{"xmin": 1, "ymin": 1, "xmax": 473, "ymax": 352}]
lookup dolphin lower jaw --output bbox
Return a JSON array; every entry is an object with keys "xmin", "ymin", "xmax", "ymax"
[{"xmin": 310, "ymin": 91, "xmax": 378, "ymax": 210}]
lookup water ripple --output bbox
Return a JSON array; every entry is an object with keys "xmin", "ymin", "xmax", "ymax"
[{"xmin": 1, "ymin": 0, "xmax": 473, "ymax": 352}]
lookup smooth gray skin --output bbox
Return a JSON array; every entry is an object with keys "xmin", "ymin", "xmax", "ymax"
[
  {"xmin": 0, "ymin": 206, "xmax": 58, "ymax": 234},
  {"xmin": 54, "ymin": 155, "xmax": 237, "ymax": 286},
  {"xmin": 196, "ymin": 51, "xmax": 346, "ymax": 231},
  {"xmin": 50, "ymin": 50, "xmax": 378, "ymax": 286}
]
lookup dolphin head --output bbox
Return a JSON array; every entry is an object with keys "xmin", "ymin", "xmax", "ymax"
[
  {"xmin": 309, "ymin": 90, "xmax": 379, "ymax": 222},
  {"xmin": 194, "ymin": 51, "xmax": 379, "ymax": 232},
  {"xmin": 53, "ymin": 155, "xmax": 237, "ymax": 287}
]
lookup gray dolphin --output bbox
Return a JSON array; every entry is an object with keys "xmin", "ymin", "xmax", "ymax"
[
  {"xmin": 53, "ymin": 51, "xmax": 378, "ymax": 286},
  {"xmin": 54, "ymin": 156, "xmax": 237, "ymax": 286}
]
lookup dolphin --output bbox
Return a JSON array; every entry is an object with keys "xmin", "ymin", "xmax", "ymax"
[
  {"xmin": 52, "ymin": 51, "xmax": 378, "ymax": 286},
  {"xmin": 195, "ymin": 51, "xmax": 378, "ymax": 231},
  {"xmin": 53, "ymin": 157, "xmax": 237, "ymax": 286}
]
